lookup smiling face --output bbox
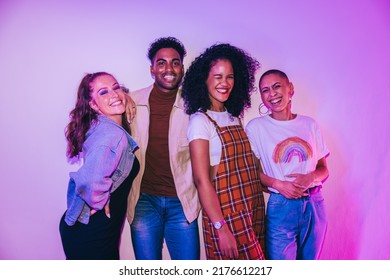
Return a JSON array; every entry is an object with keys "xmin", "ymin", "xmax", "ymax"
[
  {"xmin": 259, "ymin": 73, "xmax": 294, "ymax": 116},
  {"xmin": 206, "ymin": 59, "xmax": 234, "ymax": 111},
  {"xmin": 150, "ymin": 47, "xmax": 184, "ymax": 93},
  {"xmin": 89, "ymin": 74, "xmax": 126, "ymax": 125}
]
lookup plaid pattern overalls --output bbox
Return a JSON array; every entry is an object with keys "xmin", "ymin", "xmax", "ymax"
[{"xmin": 201, "ymin": 112, "xmax": 265, "ymax": 260}]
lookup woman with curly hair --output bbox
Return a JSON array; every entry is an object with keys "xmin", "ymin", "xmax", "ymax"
[
  {"xmin": 59, "ymin": 72, "xmax": 139, "ymax": 259},
  {"xmin": 181, "ymin": 43, "xmax": 265, "ymax": 260}
]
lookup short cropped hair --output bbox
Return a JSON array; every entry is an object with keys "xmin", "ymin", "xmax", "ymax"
[{"xmin": 147, "ymin": 37, "xmax": 186, "ymax": 63}]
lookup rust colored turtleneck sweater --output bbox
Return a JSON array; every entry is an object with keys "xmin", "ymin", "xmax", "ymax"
[{"xmin": 140, "ymin": 84, "xmax": 178, "ymax": 197}]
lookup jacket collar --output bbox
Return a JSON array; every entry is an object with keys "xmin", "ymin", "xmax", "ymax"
[
  {"xmin": 138, "ymin": 84, "xmax": 185, "ymax": 110},
  {"xmin": 174, "ymin": 88, "xmax": 185, "ymax": 110},
  {"xmin": 94, "ymin": 115, "xmax": 138, "ymax": 151},
  {"xmin": 136, "ymin": 84, "xmax": 153, "ymax": 106}
]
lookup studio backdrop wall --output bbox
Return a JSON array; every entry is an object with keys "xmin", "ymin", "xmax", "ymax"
[{"xmin": 0, "ymin": 0, "xmax": 389, "ymax": 259}]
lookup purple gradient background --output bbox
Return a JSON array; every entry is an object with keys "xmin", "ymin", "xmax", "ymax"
[{"xmin": 0, "ymin": 0, "xmax": 389, "ymax": 260}]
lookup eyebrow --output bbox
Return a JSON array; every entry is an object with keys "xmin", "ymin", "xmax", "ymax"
[
  {"xmin": 260, "ymin": 86, "xmax": 268, "ymax": 91},
  {"xmin": 97, "ymin": 82, "xmax": 118, "ymax": 92},
  {"xmin": 156, "ymin": 58, "xmax": 181, "ymax": 63},
  {"xmin": 260, "ymin": 85, "xmax": 270, "ymax": 91},
  {"xmin": 261, "ymin": 81, "xmax": 282, "ymax": 91},
  {"xmin": 97, "ymin": 86, "xmax": 107, "ymax": 90},
  {"xmin": 262, "ymin": 82, "xmax": 280, "ymax": 88}
]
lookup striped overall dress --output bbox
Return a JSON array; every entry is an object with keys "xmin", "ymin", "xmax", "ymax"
[{"xmin": 202, "ymin": 112, "xmax": 265, "ymax": 260}]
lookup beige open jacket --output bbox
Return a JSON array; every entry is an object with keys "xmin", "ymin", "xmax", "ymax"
[{"xmin": 126, "ymin": 85, "xmax": 201, "ymax": 224}]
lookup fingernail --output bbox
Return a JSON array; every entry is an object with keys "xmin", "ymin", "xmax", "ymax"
[{"xmin": 107, "ymin": 214, "xmax": 111, "ymax": 218}]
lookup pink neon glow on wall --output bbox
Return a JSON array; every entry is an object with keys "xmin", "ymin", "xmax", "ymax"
[{"xmin": 1, "ymin": 0, "xmax": 389, "ymax": 260}]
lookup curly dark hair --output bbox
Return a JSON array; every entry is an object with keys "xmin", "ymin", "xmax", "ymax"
[
  {"xmin": 147, "ymin": 37, "xmax": 186, "ymax": 63},
  {"xmin": 181, "ymin": 43, "xmax": 260, "ymax": 117},
  {"xmin": 65, "ymin": 72, "xmax": 129, "ymax": 159}
]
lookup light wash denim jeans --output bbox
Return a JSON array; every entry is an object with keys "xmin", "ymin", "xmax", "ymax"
[
  {"xmin": 266, "ymin": 191, "xmax": 327, "ymax": 260},
  {"xmin": 130, "ymin": 193, "xmax": 200, "ymax": 260}
]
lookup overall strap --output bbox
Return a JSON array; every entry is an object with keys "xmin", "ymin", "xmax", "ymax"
[
  {"xmin": 199, "ymin": 110, "xmax": 243, "ymax": 130},
  {"xmin": 199, "ymin": 111, "xmax": 220, "ymax": 130}
]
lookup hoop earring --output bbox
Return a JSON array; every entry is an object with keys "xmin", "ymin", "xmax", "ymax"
[{"xmin": 258, "ymin": 103, "xmax": 270, "ymax": 116}]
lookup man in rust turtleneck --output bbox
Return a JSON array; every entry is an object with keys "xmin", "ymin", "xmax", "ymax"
[{"xmin": 126, "ymin": 37, "xmax": 200, "ymax": 260}]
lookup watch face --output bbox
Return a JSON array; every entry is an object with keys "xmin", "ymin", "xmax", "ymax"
[{"xmin": 214, "ymin": 221, "xmax": 222, "ymax": 230}]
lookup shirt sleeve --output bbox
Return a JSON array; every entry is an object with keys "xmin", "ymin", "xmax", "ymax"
[
  {"xmin": 70, "ymin": 145, "xmax": 121, "ymax": 210},
  {"xmin": 187, "ymin": 113, "xmax": 212, "ymax": 143},
  {"xmin": 245, "ymin": 120, "xmax": 261, "ymax": 159}
]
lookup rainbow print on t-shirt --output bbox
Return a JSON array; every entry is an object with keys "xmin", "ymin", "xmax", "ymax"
[{"xmin": 272, "ymin": 136, "xmax": 313, "ymax": 163}]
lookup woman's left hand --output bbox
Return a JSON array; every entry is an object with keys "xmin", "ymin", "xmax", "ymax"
[
  {"xmin": 287, "ymin": 173, "xmax": 315, "ymax": 190},
  {"xmin": 124, "ymin": 94, "xmax": 136, "ymax": 124}
]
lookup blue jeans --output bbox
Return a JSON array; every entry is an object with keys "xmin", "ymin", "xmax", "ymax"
[
  {"xmin": 266, "ymin": 191, "xmax": 327, "ymax": 260},
  {"xmin": 130, "ymin": 193, "xmax": 200, "ymax": 260}
]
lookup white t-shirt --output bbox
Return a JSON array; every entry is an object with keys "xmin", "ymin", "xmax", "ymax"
[
  {"xmin": 187, "ymin": 110, "xmax": 240, "ymax": 166},
  {"xmin": 245, "ymin": 114, "xmax": 329, "ymax": 193}
]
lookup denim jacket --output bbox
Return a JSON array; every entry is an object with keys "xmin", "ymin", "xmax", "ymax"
[{"xmin": 64, "ymin": 115, "xmax": 138, "ymax": 226}]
